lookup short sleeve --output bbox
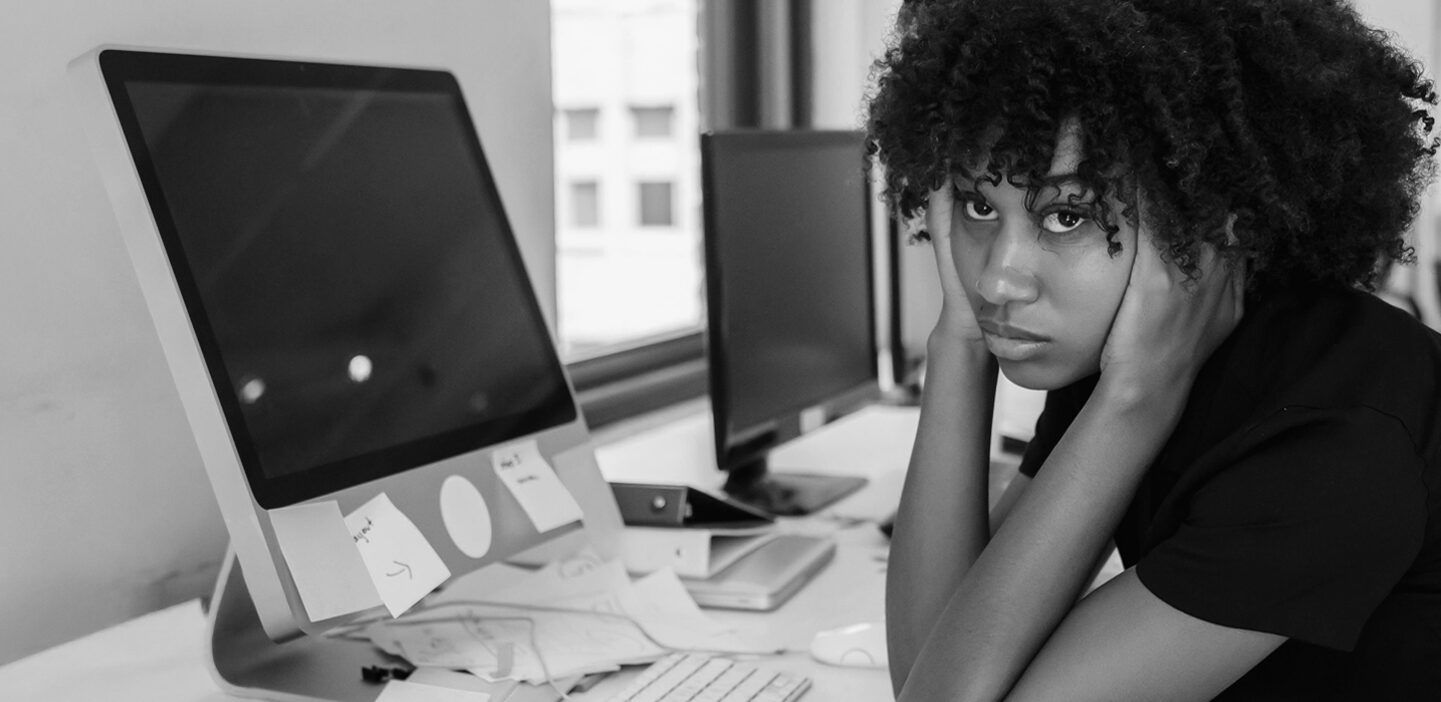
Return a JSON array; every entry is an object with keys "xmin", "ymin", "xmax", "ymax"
[
  {"xmin": 1136, "ymin": 406, "xmax": 1427, "ymax": 651},
  {"xmin": 1017, "ymin": 375, "xmax": 1097, "ymax": 478}
]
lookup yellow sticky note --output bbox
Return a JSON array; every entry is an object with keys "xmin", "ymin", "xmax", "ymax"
[
  {"xmin": 269, "ymin": 500, "xmax": 382, "ymax": 621},
  {"xmin": 345, "ymin": 493, "xmax": 451, "ymax": 618}
]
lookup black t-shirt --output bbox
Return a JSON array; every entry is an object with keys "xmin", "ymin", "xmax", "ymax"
[{"xmin": 1017, "ymin": 284, "xmax": 1441, "ymax": 700}]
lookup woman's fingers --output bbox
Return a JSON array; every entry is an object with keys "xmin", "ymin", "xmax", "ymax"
[
  {"xmin": 1104, "ymin": 219, "xmax": 1246, "ymax": 390},
  {"xmin": 925, "ymin": 184, "xmax": 967, "ymax": 300}
]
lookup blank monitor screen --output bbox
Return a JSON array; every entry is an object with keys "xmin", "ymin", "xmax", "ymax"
[
  {"xmin": 100, "ymin": 51, "xmax": 575, "ymax": 508},
  {"xmin": 703, "ymin": 130, "xmax": 876, "ymax": 468}
]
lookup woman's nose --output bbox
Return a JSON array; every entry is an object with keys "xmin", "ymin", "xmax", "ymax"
[{"xmin": 975, "ymin": 233, "xmax": 1039, "ymax": 305}]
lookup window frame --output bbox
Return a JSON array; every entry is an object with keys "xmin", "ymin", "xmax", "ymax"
[{"xmin": 567, "ymin": 330, "xmax": 707, "ymax": 427}]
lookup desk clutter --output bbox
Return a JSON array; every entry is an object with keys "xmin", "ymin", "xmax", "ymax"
[{"xmin": 329, "ymin": 550, "xmax": 808, "ymax": 700}]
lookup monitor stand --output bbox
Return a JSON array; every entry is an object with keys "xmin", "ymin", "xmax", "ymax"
[
  {"xmin": 205, "ymin": 549, "xmax": 409, "ymax": 701},
  {"xmin": 721, "ymin": 459, "xmax": 867, "ymax": 517}
]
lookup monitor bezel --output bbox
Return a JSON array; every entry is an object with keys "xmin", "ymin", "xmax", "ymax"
[
  {"xmin": 96, "ymin": 49, "xmax": 577, "ymax": 509},
  {"xmin": 700, "ymin": 129, "xmax": 880, "ymax": 473}
]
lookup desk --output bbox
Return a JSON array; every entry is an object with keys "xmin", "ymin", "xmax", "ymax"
[{"xmin": 0, "ymin": 404, "xmax": 922, "ymax": 702}]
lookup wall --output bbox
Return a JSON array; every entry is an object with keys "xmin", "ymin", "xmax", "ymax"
[
  {"xmin": 0, "ymin": 0, "xmax": 555, "ymax": 665},
  {"xmin": 1351, "ymin": 0, "xmax": 1441, "ymax": 326}
]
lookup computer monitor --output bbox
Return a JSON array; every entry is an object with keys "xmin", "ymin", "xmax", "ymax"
[
  {"xmin": 700, "ymin": 130, "xmax": 878, "ymax": 517},
  {"xmin": 72, "ymin": 48, "xmax": 619, "ymax": 699}
]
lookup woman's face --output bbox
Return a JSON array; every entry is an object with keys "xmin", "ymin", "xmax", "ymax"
[{"xmin": 942, "ymin": 131, "xmax": 1137, "ymax": 390}]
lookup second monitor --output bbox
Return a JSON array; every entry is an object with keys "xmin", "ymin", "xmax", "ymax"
[{"xmin": 701, "ymin": 129, "xmax": 877, "ymax": 516}]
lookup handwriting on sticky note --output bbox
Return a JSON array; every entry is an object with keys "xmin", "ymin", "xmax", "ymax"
[
  {"xmin": 269, "ymin": 501, "xmax": 382, "ymax": 621},
  {"xmin": 344, "ymin": 494, "xmax": 451, "ymax": 618},
  {"xmin": 492, "ymin": 440, "xmax": 584, "ymax": 534}
]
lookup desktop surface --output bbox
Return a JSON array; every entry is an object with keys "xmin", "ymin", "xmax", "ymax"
[
  {"xmin": 0, "ymin": 404, "xmax": 912, "ymax": 702},
  {"xmin": 0, "ymin": 524, "xmax": 895, "ymax": 702}
]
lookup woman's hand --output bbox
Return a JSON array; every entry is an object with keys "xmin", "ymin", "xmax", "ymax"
[
  {"xmin": 1099, "ymin": 220, "xmax": 1245, "ymax": 402},
  {"xmin": 924, "ymin": 184, "xmax": 988, "ymax": 351}
]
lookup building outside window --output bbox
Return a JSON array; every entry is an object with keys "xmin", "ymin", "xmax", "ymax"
[
  {"xmin": 631, "ymin": 105, "xmax": 675, "ymax": 138},
  {"xmin": 637, "ymin": 181, "xmax": 675, "ymax": 227},
  {"xmin": 552, "ymin": 0, "xmax": 702, "ymax": 359},
  {"xmin": 569, "ymin": 180, "xmax": 600, "ymax": 228},
  {"xmin": 563, "ymin": 107, "xmax": 600, "ymax": 141}
]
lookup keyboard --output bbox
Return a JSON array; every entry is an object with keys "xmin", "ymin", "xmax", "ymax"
[{"xmin": 606, "ymin": 652, "xmax": 810, "ymax": 702}]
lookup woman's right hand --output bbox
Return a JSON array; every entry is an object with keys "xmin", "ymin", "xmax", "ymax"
[{"xmin": 924, "ymin": 183, "xmax": 988, "ymax": 351}]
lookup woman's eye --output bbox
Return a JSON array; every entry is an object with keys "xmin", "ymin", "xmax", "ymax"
[
  {"xmin": 1040, "ymin": 210, "xmax": 1087, "ymax": 233},
  {"xmin": 961, "ymin": 199, "xmax": 997, "ymax": 221}
]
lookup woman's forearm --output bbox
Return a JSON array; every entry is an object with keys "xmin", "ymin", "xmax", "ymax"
[
  {"xmin": 887, "ymin": 335, "xmax": 997, "ymax": 694},
  {"xmin": 897, "ymin": 379, "xmax": 1187, "ymax": 702}
]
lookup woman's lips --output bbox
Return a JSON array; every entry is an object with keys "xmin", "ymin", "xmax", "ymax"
[{"xmin": 977, "ymin": 319, "xmax": 1050, "ymax": 360}]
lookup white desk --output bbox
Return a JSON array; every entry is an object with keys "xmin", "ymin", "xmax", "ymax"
[{"xmin": 0, "ymin": 404, "xmax": 919, "ymax": 702}]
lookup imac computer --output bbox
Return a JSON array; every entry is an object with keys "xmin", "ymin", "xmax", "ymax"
[
  {"xmin": 700, "ymin": 130, "xmax": 878, "ymax": 517},
  {"xmin": 70, "ymin": 48, "xmax": 621, "ymax": 700}
]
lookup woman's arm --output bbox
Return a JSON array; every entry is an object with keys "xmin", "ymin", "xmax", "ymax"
[
  {"xmin": 1004, "ymin": 569, "xmax": 1285, "ymax": 702},
  {"xmin": 885, "ymin": 185, "xmax": 1003, "ymax": 694},
  {"xmin": 886, "ymin": 333, "xmax": 998, "ymax": 694}
]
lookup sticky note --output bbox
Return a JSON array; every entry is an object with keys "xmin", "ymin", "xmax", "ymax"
[
  {"xmin": 491, "ymin": 440, "xmax": 584, "ymax": 534},
  {"xmin": 374, "ymin": 679, "xmax": 491, "ymax": 702},
  {"xmin": 344, "ymin": 493, "xmax": 451, "ymax": 618},
  {"xmin": 268, "ymin": 500, "xmax": 382, "ymax": 621}
]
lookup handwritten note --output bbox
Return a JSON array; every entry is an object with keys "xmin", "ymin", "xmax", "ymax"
[
  {"xmin": 373, "ymin": 679, "xmax": 491, "ymax": 702},
  {"xmin": 491, "ymin": 440, "xmax": 584, "ymax": 533},
  {"xmin": 344, "ymin": 493, "xmax": 451, "ymax": 618},
  {"xmin": 269, "ymin": 500, "xmax": 382, "ymax": 621}
]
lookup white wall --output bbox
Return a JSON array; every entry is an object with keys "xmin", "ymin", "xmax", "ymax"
[{"xmin": 0, "ymin": 0, "xmax": 555, "ymax": 664}]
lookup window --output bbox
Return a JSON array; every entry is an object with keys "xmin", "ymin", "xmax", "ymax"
[
  {"xmin": 637, "ymin": 181, "xmax": 675, "ymax": 227},
  {"xmin": 549, "ymin": 0, "xmax": 903, "ymax": 427},
  {"xmin": 552, "ymin": 0, "xmax": 704, "ymax": 360},
  {"xmin": 631, "ymin": 105, "xmax": 674, "ymax": 138},
  {"xmin": 563, "ymin": 108, "xmax": 600, "ymax": 141},
  {"xmin": 569, "ymin": 180, "xmax": 599, "ymax": 228}
]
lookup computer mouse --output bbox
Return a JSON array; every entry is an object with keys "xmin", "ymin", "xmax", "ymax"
[{"xmin": 808, "ymin": 621, "xmax": 889, "ymax": 669}]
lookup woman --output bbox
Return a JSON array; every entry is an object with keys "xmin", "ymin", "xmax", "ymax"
[{"xmin": 867, "ymin": 1, "xmax": 1441, "ymax": 700}]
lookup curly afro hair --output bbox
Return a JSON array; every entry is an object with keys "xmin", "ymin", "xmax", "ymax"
[{"xmin": 866, "ymin": 0, "xmax": 1439, "ymax": 290}]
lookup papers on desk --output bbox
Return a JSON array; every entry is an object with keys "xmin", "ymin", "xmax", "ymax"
[
  {"xmin": 366, "ymin": 602, "xmax": 661, "ymax": 682},
  {"xmin": 375, "ymin": 678, "xmax": 492, "ymax": 702},
  {"xmin": 357, "ymin": 551, "xmax": 778, "ymax": 686}
]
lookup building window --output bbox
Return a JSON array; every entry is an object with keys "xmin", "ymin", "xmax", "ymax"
[
  {"xmin": 570, "ymin": 180, "xmax": 600, "ymax": 228},
  {"xmin": 631, "ymin": 105, "xmax": 674, "ymax": 138},
  {"xmin": 638, "ymin": 181, "xmax": 675, "ymax": 227},
  {"xmin": 563, "ymin": 108, "xmax": 600, "ymax": 141}
]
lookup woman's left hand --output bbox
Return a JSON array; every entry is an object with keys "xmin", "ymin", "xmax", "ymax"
[{"xmin": 1099, "ymin": 221, "xmax": 1245, "ymax": 400}]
